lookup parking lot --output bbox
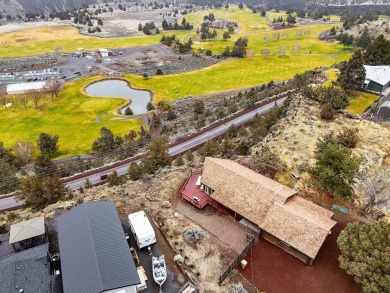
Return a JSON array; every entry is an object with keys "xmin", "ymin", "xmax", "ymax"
[{"xmin": 0, "ymin": 44, "xmax": 174, "ymax": 87}]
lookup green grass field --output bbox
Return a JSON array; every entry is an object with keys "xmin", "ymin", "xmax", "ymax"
[
  {"xmin": 346, "ymin": 91, "xmax": 379, "ymax": 115},
  {"xmin": 0, "ymin": 76, "xmax": 142, "ymax": 157},
  {"xmin": 125, "ymin": 52, "xmax": 345, "ymax": 102},
  {"xmin": 323, "ymin": 68, "xmax": 339, "ymax": 86},
  {"xmin": 0, "ymin": 6, "xmax": 350, "ymax": 158}
]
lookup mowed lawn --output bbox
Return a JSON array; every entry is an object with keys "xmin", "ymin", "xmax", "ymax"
[
  {"xmin": 347, "ymin": 91, "xmax": 379, "ymax": 114},
  {"xmin": 125, "ymin": 53, "xmax": 345, "ymax": 102},
  {"xmin": 0, "ymin": 76, "xmax": 142, "ymax": 157}
]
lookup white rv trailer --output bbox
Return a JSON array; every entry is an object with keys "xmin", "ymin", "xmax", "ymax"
[{"xmin": 128, "ymin": 211, "xmax": 156, "ymax": 249}]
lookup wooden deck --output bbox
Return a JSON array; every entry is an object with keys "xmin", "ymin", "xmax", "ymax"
[{"xmin": 180, "ymin": 173, "xmax": 228, "ymax": 215}]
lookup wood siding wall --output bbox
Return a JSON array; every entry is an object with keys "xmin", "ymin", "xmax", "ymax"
[{"xmin": 260, "ymin": 231, "xmax": 313, "ymax": 265}]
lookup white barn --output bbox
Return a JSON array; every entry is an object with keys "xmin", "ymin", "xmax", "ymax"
[{"xmin": 7, "ymin": 81, "xmax": 46, "ymax": 95}]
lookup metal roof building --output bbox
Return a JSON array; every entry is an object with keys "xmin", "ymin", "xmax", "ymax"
[
  {"xmin": 7, "ymin": 81, "xmax": 46, "ymax": 95},
  {"xmin": 57, "ymin": 201, "xmax": 140, "ymax": 293},
  {"xmin": 364, "ymin": 65, "xmax": 390, "ymax": 91}
]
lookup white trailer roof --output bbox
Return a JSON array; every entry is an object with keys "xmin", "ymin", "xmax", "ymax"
[
  {"xmin": 7, "ymin": 81, "xmax": 46, "ymax": 94},
  {"xmin": 128, "ymin": 211, "xmax": 154, "ymax": 236}
]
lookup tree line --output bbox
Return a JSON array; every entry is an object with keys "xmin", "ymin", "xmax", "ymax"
[{"xmin": 0, "ymin": 79, "xmax": 64, "ymax": 111}]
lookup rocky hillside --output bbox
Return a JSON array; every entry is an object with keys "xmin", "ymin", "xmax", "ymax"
[
  {"xmin": 253, "ymin": 94, "xmax": 390, "ymax": 219},
  {"xmin": 347, "ymin": 20, "xmax": 390, "ymax": 40},
  {"xmin": 16, "ymin": 0, "xmax": 97, "ymax": 14},
  {"xmin": 0, "ymin": 0, "xmax": 25, "ymax": 19}
]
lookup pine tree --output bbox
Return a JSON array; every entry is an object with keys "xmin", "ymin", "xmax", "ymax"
[
  {"xmin": 185, "ymin": 150, "xmax": 194, "ymax": 162},
  {"xmin": 356, "ymin": 26, "xmax": 371, "ymax": 50},
  {"xmin": 308, "ymin": 143, "xmax": 361, "ymax": 198},
  {"xmin": 128, "ymin": 162, "xmax": 143, "ymax": 181},
  {"xmin": 174, "ymin": 155, "xmax": 184, "ymax": 166},
  {"xmin": 364, "ymin": 35, "xmax": 390, "ymax": 65},
  {"xmin": 337, "ymin": 49, "xmax": 366, "ymax": 90},
  {"xmin": 107, "ymin": 170, "xmax": 123, "ymax": 187},
  {"xmin": 19, "ymin": 175, "xmax": 67, "ymax": 210},
  {"xmin": 125, "ymin": 107, "xmax": 133, "ymax": 115},
  {"xmin": 337, "ymin": 221, "xmax": 390, "ymax": 293},
  {"xmin": 92, "ymin": 127, "xmax": 117, "ymax": 153},
  {"xmin": 141, "ymin": 135, "xmax": 171, "ymax": 173}
]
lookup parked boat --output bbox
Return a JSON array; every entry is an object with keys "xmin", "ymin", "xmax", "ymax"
[{"xmin": 152, "ymin": 255, "xmax": 167, "ymax": 288}]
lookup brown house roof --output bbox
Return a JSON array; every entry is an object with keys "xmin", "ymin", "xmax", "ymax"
[{"xmin": 201, "ymin": 157, "xmax": 336, "ymax": 259}]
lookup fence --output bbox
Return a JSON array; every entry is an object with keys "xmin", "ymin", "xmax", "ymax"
[{"xmin": 218, "ymin": 233, "xmax": 255, "ymax": 285}]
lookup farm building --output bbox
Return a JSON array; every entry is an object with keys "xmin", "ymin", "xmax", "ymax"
[
  {"xmin": 7, "ymin": 81, "xmax": 46, "ymax": 95},
  {"xmin": 363, "ymin": 65, "xmax": 390, "ymax": 92},
  {"xmin": 378, "ymin": 101, "xmax": 390, "ymax": 119},
  {"xmin": 58, "ymin": 201, "xmax": 140, "ymax": 293},
  {"xmin": 182, "ymin": 158, "xmax": 337, "ymax": 265}
]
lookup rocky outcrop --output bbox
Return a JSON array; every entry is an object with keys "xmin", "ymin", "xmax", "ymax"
[
  {"xmin": 16, "ymin": 0, "xmax": 97, "ymax": 14},
  {"xmin": 0, "ymin": 0, "xmax": 25, "ymax": 19}
]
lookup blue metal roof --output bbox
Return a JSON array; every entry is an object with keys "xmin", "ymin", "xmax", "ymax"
[{"xmin": 58, "ymin": 201, "xmax": 140, "ymax": 293}]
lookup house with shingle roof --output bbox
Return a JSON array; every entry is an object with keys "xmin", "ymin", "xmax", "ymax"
[
  {"xmin": 198, "ymin": 157, "xmax": 337, "ymax": 264},
  {"xmin": 0, "ymin": 243, "xmax": 61, "ymax": 293}
]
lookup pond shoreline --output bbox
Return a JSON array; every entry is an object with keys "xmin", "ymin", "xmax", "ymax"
[{"xmin": 83, "ymin": 77, "xmax": 154, "ymax": 115}]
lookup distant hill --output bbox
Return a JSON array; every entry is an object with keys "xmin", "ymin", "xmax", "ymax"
[
  {"xmin": 16, "ymin": 0, "xmax": 98, "ymax": 14},
  {"xmin": 0, "ymin": 0, "xmax": 25, "ymax": 19}
]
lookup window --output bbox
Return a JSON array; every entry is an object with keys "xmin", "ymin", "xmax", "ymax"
[{"xmin": 204, "ymin": 185, "xmax": 214, "ymax": 195}]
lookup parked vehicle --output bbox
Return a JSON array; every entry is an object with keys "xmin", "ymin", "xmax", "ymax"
[
  {"xmin": 152, "ymin": 255, "xmax": 167, "ymax": 288},
  {"xmin": 128, "ymin": 211, "xmax": 156, "ymax": 249}
]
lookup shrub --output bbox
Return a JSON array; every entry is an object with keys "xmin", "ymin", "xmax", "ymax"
[
  {"xmin": 156, "ymin": 68, "xmax": 163, "ymax": 75},
  {"xmin": 175, "ymin": 155, "xmax": 184, "ymax": 166},
  {"xmin": 336, "ymin": 127, "xmax": 359, "ymax": 148},
  {"xmin": 320, "ymin": 103, "xmax": 335, "ymax": 120}
]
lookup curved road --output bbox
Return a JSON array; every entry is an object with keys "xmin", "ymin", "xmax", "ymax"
[{"xmin": 0, "ymin": 95, "xmax": 288, "ymax": 211}]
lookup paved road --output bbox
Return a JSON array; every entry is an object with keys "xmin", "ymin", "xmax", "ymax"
[{"xmin": 0, "ymin": 96, "xmax": 287, "ymax": 211}]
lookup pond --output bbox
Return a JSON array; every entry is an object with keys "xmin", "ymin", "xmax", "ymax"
[{"xmin": 85, "ymin": 79, "xmax": 151, "ymax": 115}]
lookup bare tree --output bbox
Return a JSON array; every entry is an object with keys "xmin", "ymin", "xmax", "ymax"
[
  {"xmin": 296, "ymin": 29, "xmax": 303, "ymax": 38},
  {"xmin": 247, "ymin": 49, "xmax": 254, "ymax": 59},
  {"xmin": 282, "ymin": 32, "xmax": 289, "ymax": 38},
  {"xmin": 10, "ymin": 95, "xmax": 18, "ymax": 110},
  {"xmin": 304, "ymin": 29, "xmax": 311, "ymax": 36},
  {"xmin": 361, "ymin": 169, "xmax": 390, "ymax": 214},
  {"xmin": 54, "ymin": 46, "xmax": 63, "ymax": 54},
  {"xmin": 278, "ymin": 46, "xmax": 286, "ymax": 56},
  {"xmin": 20, "ymin": 93, "xmax": 29, "ymax": 109},
  {"xmin": 263, "ymin": 35, "xmax": 270, "ymax": 42},
  {"xmin": 28, "ymin": 89, "xmax": 43, "ymax": 109},
  {"xmin": 14, "ymin": 140, "xmax": 35, "ymax": 163},
  {"xmin": 261, "ymin": 48, "xmax": 270, "ymax": 59},
  {"xmin": 0, "ymin": 94, "xmax": 9, "ymax": 110},
  {"xmin": 273, "ymin": 32, "xmax": 280, "ymax": 41},
  {"xmin": 44, "ymin": 79, "xmax": 64, "ymax": 101},
  {"xmin": 293, "ymin": 44, "xmax": 300, "ymax": 53}
]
